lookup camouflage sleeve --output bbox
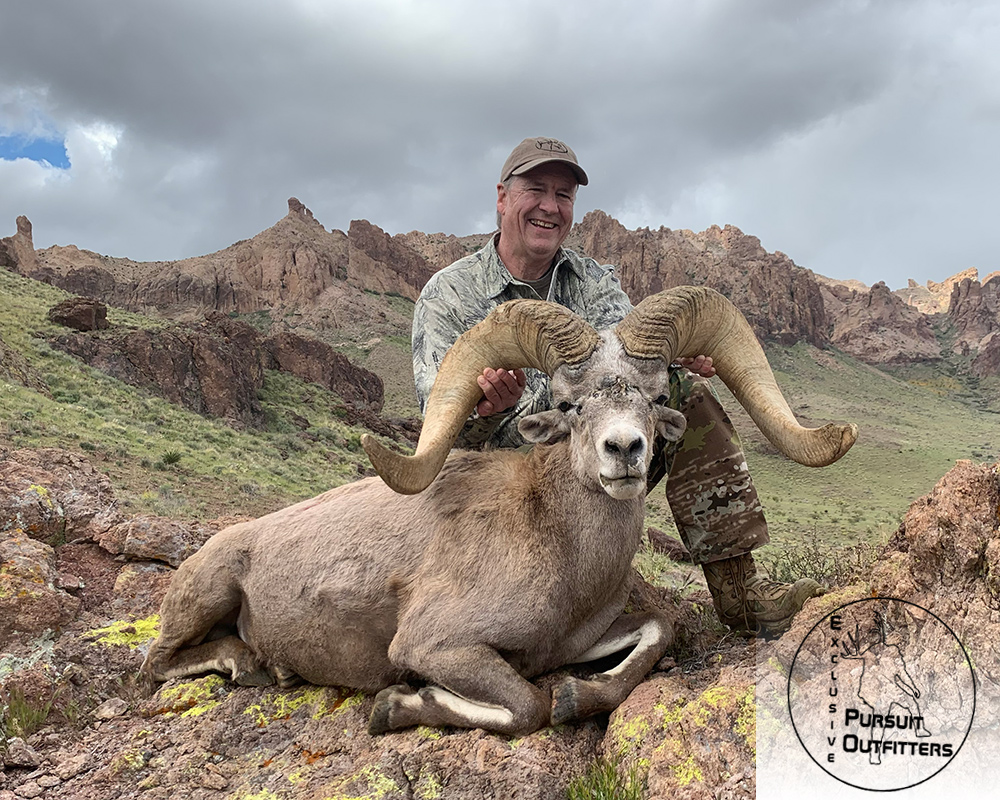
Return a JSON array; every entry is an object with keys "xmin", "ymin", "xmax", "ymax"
[
  {"xmin": 411, "ymin": 278, "xmax": 463, "ymax": 416},
  {"xmin": 411, "ymin": 275, "xmax": 507, "ymax": 449}
]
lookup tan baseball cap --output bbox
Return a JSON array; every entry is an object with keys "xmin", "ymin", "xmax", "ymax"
[{"xmin": 499, "ymin": 137, "xmax": 589, "ymax": 186}]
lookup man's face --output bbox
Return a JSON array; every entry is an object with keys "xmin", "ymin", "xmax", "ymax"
[{"xmin": 497, "ymin": 162, "xmax": 577, "ymax": 273}]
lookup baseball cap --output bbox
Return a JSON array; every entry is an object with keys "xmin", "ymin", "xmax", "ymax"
[{"xmin": 499, "ymin": 137, "xmax": 589, "ymax": 186}]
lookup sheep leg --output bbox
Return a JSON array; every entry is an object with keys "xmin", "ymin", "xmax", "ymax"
[
  {"xmin": 551, "ymin": 612, "xmax": 672, "ymax": 725},
  {"xmin": 369, "ymin": 643, "xmax": 550, "ymax": 736},
  {"xmin": 141, "ymin": 555, "xmax": 271, "ymax": 687},
  {"xmin": 145, "ymin": 635, "xmax": 274, "ymax": 686}
]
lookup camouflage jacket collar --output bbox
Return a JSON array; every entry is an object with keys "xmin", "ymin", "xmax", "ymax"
[{"xmin": 482, "ymin": 233, "xmax": 584, "ymax": 299}]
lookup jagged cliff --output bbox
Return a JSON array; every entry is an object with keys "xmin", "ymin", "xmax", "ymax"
[
  {"xmin": 5, "ymin": 204, "xmax": 1000, "ymax": 373},
  {"xmin": 565, "ymin": 211, "xmax": 829, "ymax": 346},
  {"xmin": 821, "ymin": 281, "xmax": 942, "ymax": 365}
]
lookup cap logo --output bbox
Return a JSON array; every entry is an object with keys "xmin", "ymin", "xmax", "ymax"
[{"xmin": 535, "ymin": 139, "xmax": 569, "ymax": 153}]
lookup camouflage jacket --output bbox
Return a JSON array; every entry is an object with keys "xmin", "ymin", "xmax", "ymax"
[{"xmin": 412, "ymin": 234, "xmax": 633, "ymax": 448}]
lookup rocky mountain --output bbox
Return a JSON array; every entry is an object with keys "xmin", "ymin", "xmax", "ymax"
[
  {"xmin": 948, "ymin": 275, "xmax": 1000, "ymax": 355},
  {"xmin": 5, "ymin": 203, "xmax": 1000, "ymax": 375},
  {"xmin": 820, "ymin": 280, "xmax": 941, "ymax": 365},
  {"xmin": 896, "ymin": 268, "xmax": 1000, "ymax": 315},
  {"xmin": 566, "ymin": 212, "xmax": 828, "ymax": 346}
]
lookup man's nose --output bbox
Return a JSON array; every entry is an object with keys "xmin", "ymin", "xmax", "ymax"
[{"xmin": 538, "ymin": 190, "xmax": 559, "ymax": 213}]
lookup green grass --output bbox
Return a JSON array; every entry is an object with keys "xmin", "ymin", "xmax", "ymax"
[
  {"xmin": 706, "ymin": 342, "xmax": 1000, "ymax": 555},
  {"xmin": 0, "ymin": 267, "xmax": 396, "ymax": 517},
  {"xmin": 1, "ymin": 686, "xmax": 54, "ymax": 744},
  {"xmin": 566, "ymin": 759, "xmax": 644, "ymax": 800}
]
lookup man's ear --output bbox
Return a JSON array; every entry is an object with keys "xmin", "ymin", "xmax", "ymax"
[
  {"xmin": 654, "ymin": 406, "xmax": 686, "ymax": 443},
  {"xmin": 518, "ymin": 409, "xmax": 571, "ymax": 444}
]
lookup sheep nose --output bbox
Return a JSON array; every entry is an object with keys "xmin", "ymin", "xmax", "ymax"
[{"xmin": 603, "ymin": 431, "xmax": 646, "ymax": 462}]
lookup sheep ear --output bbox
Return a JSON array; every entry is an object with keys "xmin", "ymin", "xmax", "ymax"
[
  {"xmin": 518, "ymin": 409, "xmax": 571, "ymax": 444},
  {"xmin": 654, "ymin": 406, "xmax": 686, "ymax": 443}
]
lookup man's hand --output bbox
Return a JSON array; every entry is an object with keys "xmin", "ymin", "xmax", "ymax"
[
  {"xmin": 676, "ymin": 355, "xmax": 716, "ymax": 378},
  {"xmin": 476, "ymin": 368, "xmax": 527, "ymax": 416}
]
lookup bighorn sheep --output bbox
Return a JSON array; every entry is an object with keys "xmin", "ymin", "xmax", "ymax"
[{"xmin": 142, "ymin": 286, "xmax": 856, "ymax": 735}]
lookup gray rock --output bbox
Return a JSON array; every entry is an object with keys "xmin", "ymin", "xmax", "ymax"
[
  {"xmin": 2, "ymin": 739, "xmax": 40, "ymax": 769},
  {"xmin": 93, "ymin": 698, "xmax": 128, "ymax": 720}
]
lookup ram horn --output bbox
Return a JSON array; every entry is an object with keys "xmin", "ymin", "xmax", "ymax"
[
  {"xmin": 615, "ymin": 286, "xmax": 857, "ymax": 467},
  {"xmin": 362, "ymin": 300, "xmax": 602, "ymax": 494}
]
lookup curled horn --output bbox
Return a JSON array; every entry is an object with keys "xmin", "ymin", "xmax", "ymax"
[
  {"xmin": 615, "ymin": 286, "xmax": 857, "ymax": 467},
  {"xmin": 362, "ymin": 300, "xmax": 601, "ymax": 494}
]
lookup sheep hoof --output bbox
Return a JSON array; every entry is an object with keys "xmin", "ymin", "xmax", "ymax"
[
  {"xmin": 369, "ymin": 686, "xmax": 398, "ymax": 735},
  {"xmin": 234, "ymin": 666, "xmax": 275, "ymax": 687},
  {"xmin": 550, "ymin": 678, "xmax": 582, "ymax": 726}
]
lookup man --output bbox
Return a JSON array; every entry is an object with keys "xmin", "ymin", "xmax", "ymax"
[{"xmin": 411, "ymin": 136, "xmax": 821, "ymax": 636}]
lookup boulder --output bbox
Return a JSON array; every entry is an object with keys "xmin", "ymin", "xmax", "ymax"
[
  {"xmin": 947, "ymin": 275, "xmax": 1000, "ymax": 353},
  {"xmin": 46, "ymin": 297, "xmax": 109, "ymax": 332},
  {"xmin": 95, "ymin": 515, "xmax": 219, "ymax": 568},
  {"xmin": 0, "ymin": 448, "xmax": 121, "ymax": 545},
  {"xmin": 0, "ymin": 529, "xmax": 80, "ymax": 650}
]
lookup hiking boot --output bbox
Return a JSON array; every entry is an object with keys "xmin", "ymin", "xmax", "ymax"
[{"xmin": 702, "ymin": 553, "xmax": 823, "ymax": 636}]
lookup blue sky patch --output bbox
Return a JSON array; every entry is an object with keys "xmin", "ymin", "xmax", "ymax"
[{"xmin": 0, "ymin": 134, "xmax": 70, "ymax": 169}]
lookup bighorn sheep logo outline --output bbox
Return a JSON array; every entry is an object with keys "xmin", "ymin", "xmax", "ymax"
[{"xmin": 786, "ymin": 597, "xmax": 975, "ymax": 792}]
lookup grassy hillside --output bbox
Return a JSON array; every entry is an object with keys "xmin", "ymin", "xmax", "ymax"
[
  {"xmin": 645, "ymin": 342, "xmax": 1000, "ymax": 569},
  {"xmin": 0, "ymin": 267, "xmax": 385, "ymax": 518}
]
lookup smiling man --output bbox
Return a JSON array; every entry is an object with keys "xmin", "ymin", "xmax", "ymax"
[{"xmin": 411, "ymin": 136, "xmax": 821, "ymax": 637}]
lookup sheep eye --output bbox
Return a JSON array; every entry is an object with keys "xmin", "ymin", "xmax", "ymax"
[{"xmin": 557, "ymin": 401, "xmax": 573, "ymax": 413}]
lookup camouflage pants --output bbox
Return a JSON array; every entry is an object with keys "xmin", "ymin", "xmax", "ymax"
[{"xmin": 646, "ymin": 369, "xmax": 769, "ymax": 565}]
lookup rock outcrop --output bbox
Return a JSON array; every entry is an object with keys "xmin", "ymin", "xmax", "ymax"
[
  {"xmin": 895, "ymin": 268, "xmax": 999, "ymax": 315},
  {"xmin": 0, "ymin": 215, "xmax": 38, "ymax": 273},
  {"xmin": 971, "ymin": 332, "xmax": 1000, "ymax": 377},
  {"xmin": 264, "ymin": 329, "xmax": 384, "ymax": 410},
  {"xmin": 823, "ymin": 280, "xmax": 942, "ymax": 364},
  {"xmin": 947, "ymin": 276, "xmax": 1000, "ymax": 354},
  {"xmin": 567, "ymin": 212, "xmax": 829, "ymax": 346},
  {"xmin": 346, "ymin": 219, "xmax": 438, "ymax": 302},
  {"xmin": 51, "ymin": 316, "xmax": 268, "ymax": 428},
  {"xmin": 48, "ymin": 314, "xmax": 384, "ymax": 427},
  {"xmin": 46, "ymin": 297, "xmax": 109, "ymax": 332}
]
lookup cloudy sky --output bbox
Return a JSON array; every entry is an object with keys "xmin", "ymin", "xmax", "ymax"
[{"xmin": 2, "ymin": 0, "xmax": 997, "ymax": 289}]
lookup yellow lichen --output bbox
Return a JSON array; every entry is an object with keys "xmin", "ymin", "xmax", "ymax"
[
  {"xmin": 415, "ymin": 769, "xmax": 443, "ymax": 800},
  {"xmin": 110, "ymin": 750, "xmax": 147, "ymax": 774},
  {"xmin": 27, "ymin": 484, "xmax": 56, "ymax": 508},
  {"xmin": 232, "ymin": 791, "xmax": 284, "ymax": 800},
  {"xmin": 608, "ymin": 712, "xmax": 651, "ymax": 759},
  {"xmin": 734, "ymin": 686, "xmax": 756, "ymax": 757},
  {"xmin": 323, "ymin": 765, "xmax": 401, "ymax": 800},
  {"xmin": 244, "ymin": 687, "xmax": 363, "ymax": 727},
  {"xmin": 672, "ymin": 755, "xmax": 704, "ymax": 786},
  {"xmin": 156, "ymin": 675, "xmax": 227, "ymax": 717},
  {"xmin": 85, "ymin": 615, "xmax": 160, "ymax": 649}
]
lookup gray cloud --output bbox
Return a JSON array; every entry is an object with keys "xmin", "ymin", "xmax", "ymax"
[{"xmin": 1, "ymin": 0, "xmax": 997, "ymax": 287}]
